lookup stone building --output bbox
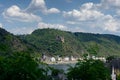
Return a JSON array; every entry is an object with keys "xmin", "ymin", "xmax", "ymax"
[{"xmin": 56, "ymin": 36, "xmax": 65, "ymax": 43}]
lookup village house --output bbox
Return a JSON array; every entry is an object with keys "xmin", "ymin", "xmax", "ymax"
[
  {"xmin": 64, "ymin": 57, "xmax": 69, "ymax": 61},
  {"xmin": 50, "ymin": 57, "xmax": 56, "ymax": 62}
]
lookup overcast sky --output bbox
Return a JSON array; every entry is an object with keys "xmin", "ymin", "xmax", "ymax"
[{"xmin": 0, "ymin": 0, "xmax": 120, "ymax": 35}]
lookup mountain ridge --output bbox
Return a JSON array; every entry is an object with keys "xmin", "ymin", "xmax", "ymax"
[
  {"xmin": 0, "ymin": 28, "xmax": 120, "ymax": 57},
  {"xmin": 19, "ymin": 28, "xmax": 120, "ymax": 57}
]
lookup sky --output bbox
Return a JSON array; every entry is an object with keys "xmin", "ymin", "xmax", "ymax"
[{"xmin": 0, "ymin": 0, "xmax": 120, "ymax": 36}]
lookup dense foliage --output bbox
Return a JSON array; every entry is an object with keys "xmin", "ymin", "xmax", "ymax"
[
  {"xmin": 0, "ymin": 52, "xmax": 48, "ymax": 80},
  {"xmin": 67, "ymin": 59, "xmax": 111, "ymax": 80}
]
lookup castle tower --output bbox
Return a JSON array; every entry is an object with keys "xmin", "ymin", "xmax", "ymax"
[
  {"xmin": 111, "ymin": 67, "xmax": 116, "ymax": 80},
  {"xmin": 56, "ymin": 36, "xmax": 64, "ymax": 43},
  {"xmin": 61, "ymin": 36, "xmax": 64, "ymax": 43}
]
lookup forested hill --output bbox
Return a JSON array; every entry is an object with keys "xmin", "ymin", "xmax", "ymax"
[
  {"xmin": 0, "ymin": 28, "xmax": 27, "ymax": 55},
  {"xmin": 20, "ymin": 28, "xmax": 120, "ymax": 57},
  {"xmin": 0, "ymin": 28, "xmax": 120, "ymax": 57}
]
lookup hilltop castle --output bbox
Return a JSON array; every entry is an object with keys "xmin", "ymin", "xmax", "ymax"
[{"xmin": 56, "ymin": 36, "xmax": 64, "ymax": 43}]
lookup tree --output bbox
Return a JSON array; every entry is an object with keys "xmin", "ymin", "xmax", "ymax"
[
  {"xmin": 0, "ymin": 52, "xmax": 47, "ymax": 80},
  {"xmin": 50, "ymin": 67, "xmax": 64, "ymax": 80},
  {"xmin": 106, "ymin": 55, "xmax": 117, "ymax": 63},
  {"xmin": 117, "ymin": 75, "xmax": 120, "ymax": 80},
  {"xmin": 67, "ymin": 59, "xmax": 111, "ymax": 80}
]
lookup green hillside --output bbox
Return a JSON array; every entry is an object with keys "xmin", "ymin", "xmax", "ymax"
[
  {"xmin": 19, "ymin": 29, "xmax": 84, "ymax": 56},
  {"xmin": 74, "ymin": 32, "xmax": 120, "ymax": 56},
  {"xmin": 20, "ymin": 28, "xmax": 120, "ymax": 57},
  {"xmin": 0, "ymin": 28, "xmax": 28, "ymax": 56},
  {"xmin": 0, "ymin": 28, "xmax": 120, "ymax": 57}
]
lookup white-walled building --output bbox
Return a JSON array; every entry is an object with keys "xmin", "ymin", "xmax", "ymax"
[
  {"xmin": 50, "ymin": 57, "xmax": 56, "ymax": 62},
  {"xmin": 111, "ymin": 67, "xmax": 116, "ymax": 80},
  {"xmin": 64, "ymin": 57, "xmax": 69, "ymax": 61}
]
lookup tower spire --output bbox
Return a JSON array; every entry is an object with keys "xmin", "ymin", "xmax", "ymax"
[{"xmin": 111, "ymin": 66, "xmax": 116, "ymax": 80}]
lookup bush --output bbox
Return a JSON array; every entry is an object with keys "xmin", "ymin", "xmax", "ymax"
[
  {"xmin": 0, "ymin": 52, "xmax": 47, "ymax": 80},
  {"xmin": 67, "ymin": 59, "xmax": 111, "ymax": 80}
]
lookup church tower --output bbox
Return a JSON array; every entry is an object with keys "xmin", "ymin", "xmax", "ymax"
[{"xmin": 111, "ymin": 67, "xmax": 116, "ymax": 80}]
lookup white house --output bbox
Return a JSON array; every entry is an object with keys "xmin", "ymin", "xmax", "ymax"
[
  {"xmin": 50, "ymin": 57, "xmax": 56, "ymax": 62},
  {"xmin": 64, "ymin": 57, "xmax": 69, "ymax": 61},
  {"xmin": 70, "ymin": 56, "xmax": 76, "ymax": 61}
]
